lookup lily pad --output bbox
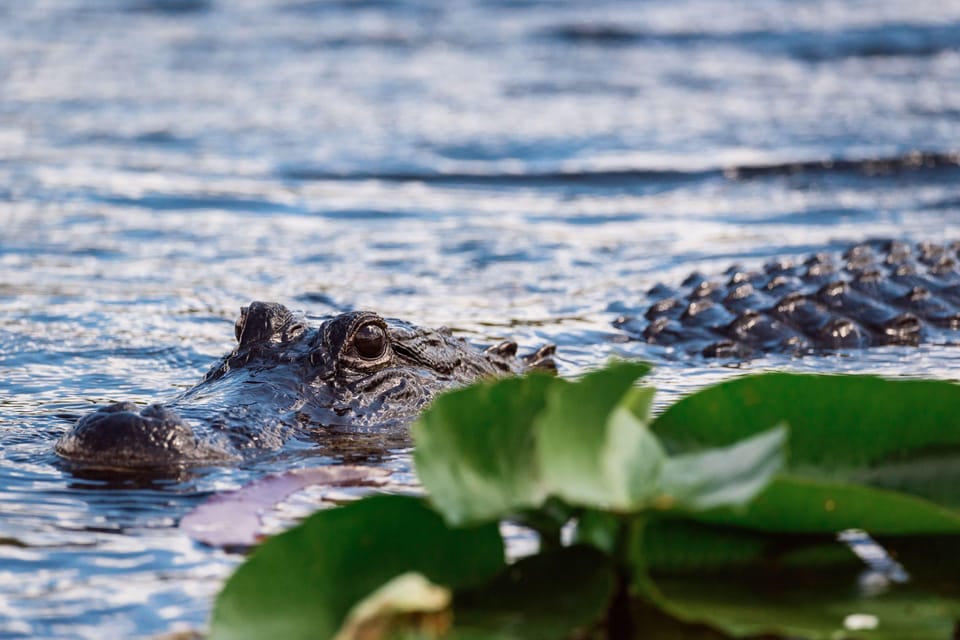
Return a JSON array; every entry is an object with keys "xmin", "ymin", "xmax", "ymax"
[
  {"xmin": 180, "ymin": 465, "xmax": 390, "ymax": 549},
  {"xmin": 652, "ymin": 374, "xmax": 960, "ymax": 533},
  {"xmin": 652, "ymin": 373, "xmax": 960, "ymax": 475},
  {"xmin": 209, "ymin": 495, "xmax": 504, "ymax": 640},
  {"xmin": 534, "ymin": 363, "xmax": 661, "ymax": 511},
  {"xmin": 632, "ymin": 518, "xmax": 960, "ymax": 639},
  {"xmin": 412, "ymin": 373, "xmax": 556, "ymax": 526}
]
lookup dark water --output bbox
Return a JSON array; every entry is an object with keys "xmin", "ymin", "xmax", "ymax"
[{"xmin": 2, "ymin": 0, "xmax": 960, "ymax": 637}]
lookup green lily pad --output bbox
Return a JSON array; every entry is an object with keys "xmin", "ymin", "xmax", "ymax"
[
  {"xmin": 699, "ymin": 475, "xmax": 960, "ymax": 535},
  {"xmin": 655, "ymin": 424, "xmax": 787, "ymax": 512},
  {"xmin": 649, "ymin": 566, "xmax": 957, "ymax": 640},
  {"xmin": 651, "ymin": 373, "xmax": 960, "ymax": 533},
  {"xmin": 652, "ymin": 373, "xmax": 960, "ymax": 473},
  {"xmin": 632, "ymin": 518, "xmax": 960, "ymax": 639},
  {"xmin": 209, "ymin": 495, "xmax": 504, "ymax": 640},
  {"xmin": 535, "ymin": 363, "xmax": 662, "ymax": 510},
  {"xmin": 412, "ymin": 373, "xmax": 556, "ymax": 526}
]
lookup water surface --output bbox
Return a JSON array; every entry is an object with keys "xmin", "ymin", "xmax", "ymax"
[{"xmin": 2, "ymin": 1, "xmax": 959, "ymax": 637}]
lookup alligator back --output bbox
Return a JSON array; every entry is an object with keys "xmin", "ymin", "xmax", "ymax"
[{"xmin": 615, "ymin": 240, "xmax": 960, "ymax": 358}]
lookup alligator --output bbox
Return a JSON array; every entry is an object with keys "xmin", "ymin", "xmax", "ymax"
[
  {"xmin": 56, "ymin": 302, "xmax": 556, "ymax": 469},
  {"xmin": 614, "ymin": 240, "xmax": 960, "ymax": 358}
]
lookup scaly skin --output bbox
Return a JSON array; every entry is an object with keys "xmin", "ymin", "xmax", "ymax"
[
  {"xmin": 57, "ymin": 302, "xmax": 556, "ymax": 469},
  {"xmin": 615, "ymin": 240, "xmax": 960, "ymax": 358}
]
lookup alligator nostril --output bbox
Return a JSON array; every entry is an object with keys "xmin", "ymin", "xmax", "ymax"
[
  {"xmin": 141, "ymin": 403, "xmax": 184, "ymax": 423},
  {"xmin": 98, "ymin": 402, "xmax": 142, "ymax": 414},
  {"xmin": 57, "ymin": 404, "xmax": 198, "ymax": 467}
]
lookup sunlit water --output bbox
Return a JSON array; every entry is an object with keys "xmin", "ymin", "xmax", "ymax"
[{"xmin": 2, "ymin": 1, "xmax": 960, "ymax": 637}]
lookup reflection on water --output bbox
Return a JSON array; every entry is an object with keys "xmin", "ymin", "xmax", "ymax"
[{"xmin": 1, "ymin": 0, "xmax": 959, "ymax": 636}]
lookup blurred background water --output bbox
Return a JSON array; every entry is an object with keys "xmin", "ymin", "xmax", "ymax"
[{"xmin": 1, "ymin": 0, "xmax": 960, "ymax": 637}]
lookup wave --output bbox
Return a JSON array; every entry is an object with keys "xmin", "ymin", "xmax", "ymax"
[
  {"xmin": 280, "ymin": 151, "xmax": 960, "ymax": 187},
  {"xmin": 543, "ymin": 22, "xmax": 960, "ymax": 61}
]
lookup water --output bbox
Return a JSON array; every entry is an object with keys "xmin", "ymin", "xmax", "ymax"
[{"xmin": 2, "ymin": 0, "xmax": 960, "ymax": 636}]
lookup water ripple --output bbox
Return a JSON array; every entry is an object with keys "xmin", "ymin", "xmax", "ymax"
[{"xmin": 2, "ymin": 0, "xmax": 959, "ymax": 636}]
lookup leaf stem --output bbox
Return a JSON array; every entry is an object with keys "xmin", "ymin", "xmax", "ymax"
[{"xmin": 606, "ymin": 515, "xmax": 636, "ymax": 639}]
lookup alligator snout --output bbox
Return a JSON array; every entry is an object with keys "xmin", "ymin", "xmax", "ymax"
[{"xmin": 56, "ymin": 403, "xmax": 215, "ymax": 468}]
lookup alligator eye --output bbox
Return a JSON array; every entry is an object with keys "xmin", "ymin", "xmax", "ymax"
[{"xmin": 353, "ymin": 323, "xmax": 387, "ymax": 360}]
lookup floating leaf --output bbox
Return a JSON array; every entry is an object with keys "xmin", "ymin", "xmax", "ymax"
[
  {"xmin": 180, "ymin": 465, "xmax": 389, "ymax": 549},
  {"xmin": 209, "ymin": 495, "xmax": 503, "ymax": 640},
  {"xmin": 652, "ymin": 373, "xmax": 960, "ymax": 533},
  {"xmin": 636, "ymin": 517, "xmax": 843, "ymax": 575},
  {"xmin": 631, "ymin": 518, "xmax": 960, "ymax": 639},
  {"xmin": 699, "ymin": 475, "xmax": 960, "ymax": 534},
  {"xmin": 416, "ymin": 361, "xmax": 783, "ymax": 524},
  {"xmin": 648, "ymin": 565, "xmax": 957, "ymax": 640},
  {"xmin": 652, "ymin": 373, "xmax": 960, "ymax": 474}
]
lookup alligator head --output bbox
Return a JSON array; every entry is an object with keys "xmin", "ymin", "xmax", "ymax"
[{"xmin": 56, "ymin": 302, "xmax": 556, "ymax": 469}]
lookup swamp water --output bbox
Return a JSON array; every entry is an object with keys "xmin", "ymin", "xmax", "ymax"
[{"xmin": 1, "ymin": 1, "xmax": 959, "ymax": 637}]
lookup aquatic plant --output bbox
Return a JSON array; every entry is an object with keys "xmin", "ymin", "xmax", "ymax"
[{"xmin": 208, "ymin": 363, "xmax": 960, "ymax": 639}]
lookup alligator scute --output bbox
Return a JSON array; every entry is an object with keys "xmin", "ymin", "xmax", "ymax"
[{"xmin": 616, "ymin": 240, "xmax": 960, "ymax": 357}]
